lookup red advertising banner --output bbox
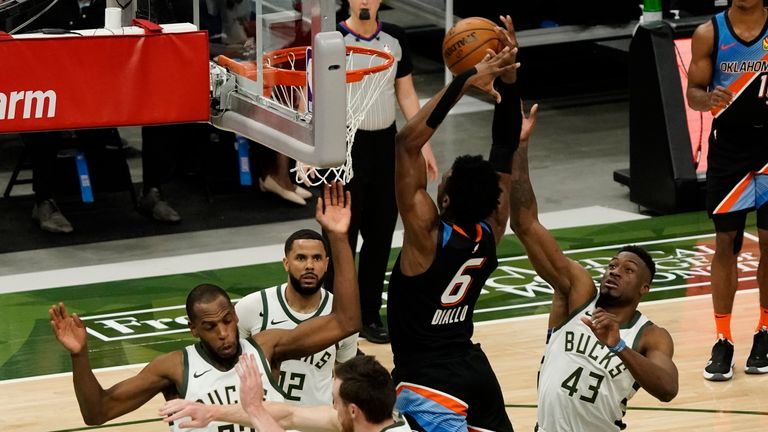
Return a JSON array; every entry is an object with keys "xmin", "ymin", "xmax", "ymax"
[{"xmin": 0, "ymin": 30, "xmax": 210, "ymax": 133}]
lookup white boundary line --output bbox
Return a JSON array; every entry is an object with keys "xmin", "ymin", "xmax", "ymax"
[
  {"xmin": 0, "ymin": 207, "xmax": 646, "ymax": 294},
  {"xmin": 0, "ymin": 243, "xmax": 285, "ymax": 294},
  {"xmin": 0, "ymin": 362, "xmax": 148, "ymax": 385},
  {"xmin": 3, "ymin": 289, "xmax": 757, "ymax": 385}
]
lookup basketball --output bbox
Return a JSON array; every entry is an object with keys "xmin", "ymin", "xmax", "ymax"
[{"xmin": 442, "ymin": 17, "xmax": 502, "ymax": 76}]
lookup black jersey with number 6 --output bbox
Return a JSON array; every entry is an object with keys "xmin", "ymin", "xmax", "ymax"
[{"xmin": 388, "ymin": 220, "xmax": 498, "ymax": 367}]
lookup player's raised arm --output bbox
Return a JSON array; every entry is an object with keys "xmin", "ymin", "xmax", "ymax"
[
  {"xmin": 485, "ymin": 15, "xmax": 524, "ymax": 242},
  {"xmin": 253, "ymin": 182, "xmax": 360, "ymax": 365},
  {"xmin": 162, "ymin": 398, "xmax": 341, "ymax": 432},
  {"xmin": 50, "ymin": 303, "xmax": 178, "ymax": 425},
  {"xmin": 237, "ymin": 353, "xmax": 286, "ymax": 432},
  {"xmin": 507, "ymin": 116, "xmax": 595, "ymax": 309},
  {"xmin": 395, "ymin": 47, "xmax": 519, "ymax": 256}
]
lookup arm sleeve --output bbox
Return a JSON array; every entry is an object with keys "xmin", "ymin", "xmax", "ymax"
[
  {"xmin": 335, "ymin": 332, "xmax": 359, "ymax": 363},
  {"xmin": 488, "ymin": 81, "xmax": 522, "ymax": 173}
]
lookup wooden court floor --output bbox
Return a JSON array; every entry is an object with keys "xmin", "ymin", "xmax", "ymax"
[{"xmin": 2, "ymin": 290, "xmax": 766, "ymax": 431}]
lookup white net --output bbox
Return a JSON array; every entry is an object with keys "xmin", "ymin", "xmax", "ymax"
[{"xmin": 266, "ymin": 48, "xmax": 394, "ymax": 186}]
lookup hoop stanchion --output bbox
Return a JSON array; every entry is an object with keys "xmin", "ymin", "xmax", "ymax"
[
  {"xmin": 216, "ymin": 45, "xmax": 395, "ymax": 185},
  {"xmin": 276, "ymin": 46, "xmax": 394, "ymax": 185}
]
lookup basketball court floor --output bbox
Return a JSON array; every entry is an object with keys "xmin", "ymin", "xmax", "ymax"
[{"xmin": 1, "ymin": 4, "xmax": 767, "ymax": 430}]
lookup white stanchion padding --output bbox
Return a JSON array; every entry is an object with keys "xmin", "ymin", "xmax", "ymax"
[{"xmin": 104, "ymin": 7, "xmax": 122, "ymax": 30}]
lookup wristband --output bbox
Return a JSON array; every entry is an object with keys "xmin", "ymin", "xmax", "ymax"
[
  {"xmin": 426, "ymin": 67, "xmax": 477, "ymax": 129},
  {"xmin": 608, "ymin": 338, "xmax": 626, "ymax": 354}
]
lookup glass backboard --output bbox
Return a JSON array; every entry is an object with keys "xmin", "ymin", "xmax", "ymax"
[{"xmin": 207, "ymin": 0, "xmax": 348, "ymax": 169}]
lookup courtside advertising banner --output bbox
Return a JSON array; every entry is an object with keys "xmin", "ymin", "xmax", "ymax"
[{"xmin": 0, "ymin": 30, "xmax": 210, "ymax": 133}]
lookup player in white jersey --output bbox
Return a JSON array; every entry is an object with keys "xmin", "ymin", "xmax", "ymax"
[
  {"xmin": 538, "ymin": 294, "xmax": 652, "ymax": 431},
  {"xmin": 178, "ymin": 338, "xmax": 284, "ymax": 432},
  {"xmin": 506, "ymin": 127, "xmax": 679, "ymax": 430},
  {"xmin": 161, "ymin": 354, "xmax": 411, "ymax": 432},
  {"xmin": 236, "ymin": 230, "xmax": 358, "ymax": 406},
  {"xmin": 50, "ymin": 182, "xmax": 361, "ymax": 431}
]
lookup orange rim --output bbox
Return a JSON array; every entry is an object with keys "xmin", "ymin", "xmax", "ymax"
[
  {"xmin": 264, "ymin": 45, "xmax": 394, "ymax": 85},
  {"xmin": 215, "ymin": 55, "xmax": 258, "ymax": 81}
]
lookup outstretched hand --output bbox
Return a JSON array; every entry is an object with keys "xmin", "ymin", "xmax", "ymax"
[
  {"xmin": 236, "ymin": 353, "xmax": 283, "ymax": 431},
  {"xmin": 468, "ymin": 46, "xmax": 520, "ymax": 103},
  {"xmin": 580, "ymin": 308, "xmax": 621, "ymax": 348},
  {"xmin": 520, "ymin": 103, "xmax": 539, "ymax": 143},
  {"xmin": 49, "ymin": 302, "xmax": 87, "ymax": 355},
  {"xmin": 159, "ymin": 399, "xmax": 212, "ymax": 428},
  {"xmin": 495, "ymin": 15, "xmax": 519, "ymax": 84},
  {"xmin": 316, "ymin": 181, "xmax": 351, "ymax": 236},
  {"xmin": 236, "ymin": 353, "xmax": 265, "ymax": 418}
]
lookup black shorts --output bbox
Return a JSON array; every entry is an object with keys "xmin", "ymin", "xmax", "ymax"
[
  {"xmin": 392, "ymin": 344, "xmax": 514, "ymax": 432},
  {"xmin": 706, "ymin": 126, "xmax": 768, "ymax": 232}
]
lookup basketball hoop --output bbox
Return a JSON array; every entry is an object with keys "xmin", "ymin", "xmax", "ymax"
[{"xmin": 262, "ymin": 45, "xmax": 394, "ymax": 185}]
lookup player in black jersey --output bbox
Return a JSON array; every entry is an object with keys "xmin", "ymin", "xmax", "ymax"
[
  {"xmin": 387, "ymin": 16, "xmax": 535, "ymax": 432},
  {"xmin": 688, "ymin": 0, "xmax": 768, "ymax": 381}
]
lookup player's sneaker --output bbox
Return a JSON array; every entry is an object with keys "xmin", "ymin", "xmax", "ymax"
[
  {"xmin": 745, "ymin": 327, "xmax": 768, "ymax": 374},
  {"xmin": 703, "ymin": 337, "xmax": 734, "ymax": 381},
  {"xmin": 360, "ymin": 322, "xmax": 390, "ymax": 344}
]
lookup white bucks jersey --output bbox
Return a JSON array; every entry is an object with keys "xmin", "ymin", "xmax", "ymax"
[
  {"xmin": 537, "ymin": 295, "xmax": 652, "ymax": 432},
  {"xmin": 236, "ymin": 284, "xmax": 358, "ymax": 405},
  {"xmin": 172, "ymin": 339, "xmax": 285, "ymax": 432}
]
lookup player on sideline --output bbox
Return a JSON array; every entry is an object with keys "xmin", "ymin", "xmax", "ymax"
[
  {"xmin": 50, "ymin": 182, "xmax": 360, "ymax": 431},
  {"xmin": 386, "ymin": 16, "xmax": 526, "ymax": 431},
  {"xmin": 687, "ymin": 0, "xmax": 768, "ymax": 381},
  {"xmin": 506, "ymin": 123, "xmax": 678, "ymax": 430},
  {"xmin": 236, "ymin": 229, "xmax": 358, "ymax": 406},
  {"xmin": 159, "ymin": 354, "xmax": 411, "ymax": 432}
]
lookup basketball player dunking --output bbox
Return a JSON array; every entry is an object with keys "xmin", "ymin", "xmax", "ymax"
[{"xmin": 387, "ymin": 16, "xmax": 527, "ymax": 431}]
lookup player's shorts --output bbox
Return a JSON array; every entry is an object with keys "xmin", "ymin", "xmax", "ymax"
[
  {"xmin": 706, "ymin": 126, "xmax": 768, "ymax": 232},
  {"xmin": 392, "ymin": 344, "xmax": 513, "ymax": 432}
]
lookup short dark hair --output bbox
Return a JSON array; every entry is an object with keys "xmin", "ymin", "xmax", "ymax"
[
  {"xmin": 619, "ymin": 245, "xmax": 656, "ymax": 282},
  {"xmin": 284, "ymin": 229, "xmax": 328, "ymax": 256},
  {"xmin": 445, "ymin": 155, "xmax": 501, "ymax": 225},
  {"xmin": 186, "ymin": 284, "xmax": 232, "ymax": 322},
  {"xmin": 335, "ymin": 356, "xmax": 395, "ymax": 423}
]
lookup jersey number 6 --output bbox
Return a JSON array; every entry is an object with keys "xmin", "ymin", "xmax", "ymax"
[{"xmin": 441, "ymin": 258, "xmax": 486, "ymax": 307}]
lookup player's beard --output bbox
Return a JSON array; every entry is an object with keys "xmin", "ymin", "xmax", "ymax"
[
  {"xmin": 359, "ymin": 8, "xmax": 371, "ymax": 20},
  {"xmin": 289, "ymin": 273, "xmax": 326, "ymax": 297}
]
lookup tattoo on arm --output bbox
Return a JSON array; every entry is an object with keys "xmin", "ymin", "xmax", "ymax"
[{"xmin": 510, "ymin": 147, "xmax": 535, "ymax": 210}]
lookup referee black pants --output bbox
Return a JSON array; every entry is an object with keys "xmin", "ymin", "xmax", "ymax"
[{"xmin": 324, "ymin": 123, "xmax": 398, "ymax": 327}]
